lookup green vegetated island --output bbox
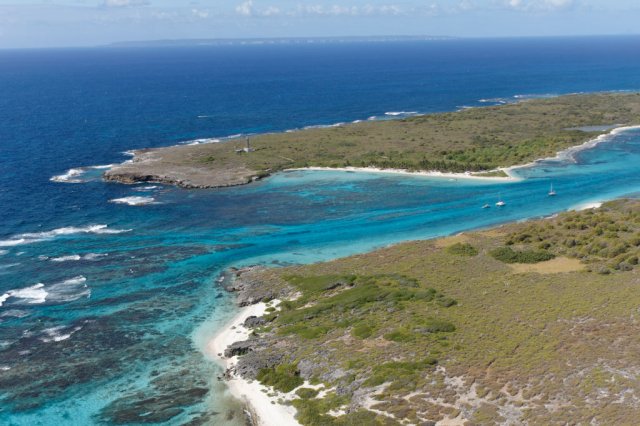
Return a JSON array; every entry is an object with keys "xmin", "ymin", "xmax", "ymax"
[
  {"xmin": 226, "ymin": 199, "xmax": 640, "ymax": 425},
  {"xmin": 105, "ymin": 92, "xmax": 640, "ymax": 188}
]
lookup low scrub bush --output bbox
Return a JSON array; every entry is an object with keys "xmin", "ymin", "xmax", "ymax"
[
  {"xmin": 257, "ymin": 363, "xmax": 304, "ymax": 393},
  {"xmin": 490, "ymin": 246, "xmax": 555, "ymax": 264},
  {"xmin": 446, "ymin": 242, "xmax": 479, "ymax": 256}
]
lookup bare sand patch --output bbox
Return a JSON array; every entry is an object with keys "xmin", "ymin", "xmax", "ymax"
[{"xmin": 509, "ymin": 257, "xmax": 584, "ymax": 274}]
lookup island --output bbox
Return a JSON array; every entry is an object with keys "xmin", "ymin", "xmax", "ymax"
[
  {"xmin": 105, "ymin": 92, "xmax": 640, "ymax": 188},
  {"xmin": 212, "ymin": 199, "xmax": 640, "ymax": 425}
]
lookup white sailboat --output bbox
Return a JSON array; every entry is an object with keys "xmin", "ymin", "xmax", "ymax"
[
  {"xmin": 548, "ymin": 183, "xmax": 557, "ymax": 196},
  {"xmin": 496, "ymin": 193, "xmax": 506, "ymax": 207}
]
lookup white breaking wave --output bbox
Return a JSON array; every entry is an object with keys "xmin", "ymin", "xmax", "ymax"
[
  {"xmin": 479, "ymin": 98, "xmax": 509, "ymax": 104},
  {"xmin": 185, "ymin": 138, "xmax": 221, "ymax": 145},
  {"xmin": 0, "ymin": 250, "xmax": 7, "ymax": 256},
  {"xmin": 109, "ymin": 196, "xmax": 157, "ymax": 206},
  {"xmin": 50, "ymin": 255, "xmax": 81, "ymax": 262},
  {"xmin": 50, "ymin": 168, "xmax": 85, "ymax": 183},
  {"xmin": 0, "ymin": 276, "xmax": 90, "ymax": 307},
  {"xmin": 1, "ymin": 283, "xmax": 47, "ymax": 306},
  {"xmin": 40, "ymin": 325, "xmax": 83, "ymax": 343},
  {"xmin": 50, "ymin": 164, "xmax": 114, "ymax": 183},
  {"xmin": 303, "ymin": 122, "xmax": 346, "ymax": 130},
  {"xmin": 513, "ymin": 93, "xmax": 557, "ymax": 100},
  {"xmin": 84, "ymin": 253, "xmax": 108, "ymax": 260},
  {"xmin": 50, "ymin": 253, "xmax": 107, "ymax": 262},
  {"xmin": 90, "ymin": 164, "xmax": 114, "ymax": 170},
  {"xmin": 0, "ymin": 225, "xmax": 131, "ymax": 247},
  {"xmin": 385, "ymin": 111, "xmax": 418, "ymax": 117}
]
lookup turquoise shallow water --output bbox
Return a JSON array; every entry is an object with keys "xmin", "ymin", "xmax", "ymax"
[{"xmin": 3, "ymin": 127, "xmax": 640, "ymax": 424}]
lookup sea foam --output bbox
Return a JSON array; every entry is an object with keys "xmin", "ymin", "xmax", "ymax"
[
  {"xmin": 109, "ymin": 196, "xmax": 157, "ymax": 206},
  {"xmin": 50, "ymin": 164, "xmax": 114, "ymax": 183},
  {"xmin": 0, "ymin": 225, "xmax": 131, "ymax": 247},
  {"xmin": 0, "ymin": 276, "xmax": 89, "ymax": 307},
  {"xmin": 384, "ymin": 111, "xmax": 418, "ymax": 117},
  {"xmin": 50, "ymin": 253, "xmax": 107, "ymax": 262},
  {"xmin": 1, "ymin": 284, "xmax": 47, "ymax": 306},
  {"xmin": 40, "ymin": 325, "xmax": 83, "ymax": 343}
]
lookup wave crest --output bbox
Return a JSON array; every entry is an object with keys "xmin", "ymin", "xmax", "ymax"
[
  {"xmin": 109, "ymin": 196, "xmax": 157, "ymax": 206},
  {"xmin": 50, "ymin": 164, "xmax": 114, "ymax": 184},
  {"xmin": 0, "ymin": 276, "xmax": 89, "ymax": 307},
  {"xmin": 0, "ymin": 225, "xmax": 131, "ymax": 247}
]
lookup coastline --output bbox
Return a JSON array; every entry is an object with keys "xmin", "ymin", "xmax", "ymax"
[
  {"xmin": 206, "ymin": 301, "xmax": 300, "ymax": 426},
  {"xmin": 284, "ymin": 166, "xmax": 521, "ymax": 182},
  {"xmin": 99, "ymin": 124, "xmax": 640, "ymax": 190},
  {"xmin": 506, "ymin": 124, "xmax": 640, "ymax": 174},
  {"xmin": 93, "ymin": 93, "xmax": 640, "ymax": 190}
]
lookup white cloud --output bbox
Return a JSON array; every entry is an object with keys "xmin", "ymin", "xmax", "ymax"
[
  {"xmin": 191, "ymin": 8, "xmax": 209, "ymax": 18},
  {"xmin": 505, "ymin": 0, "xmax": 576, "ymax": 11},
  {"xmin": 235, "ymin": 0, "xmax": 253, "ymax": 16},
  {"xmin": 100, "ymin": 0, "xmax": 150, "ymax": 7},
  {"xmin": 261, "ymin": 6, "xmax": 281, "ymax": 16},
  {"xmin": 293, "ymin": 3, "xmax": 405, "ymax": 17}
]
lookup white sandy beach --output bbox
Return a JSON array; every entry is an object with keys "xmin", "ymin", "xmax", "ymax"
[
  {"xmin": 287, "ymin": 125, "xmax": 640, "ymax": 184},
  {"xmin": 286, "ymin": 166, "xmax": 521, "ymax": 182},
  {"xmin": 207, "ymin": 301, "xmax": 301, "ymax": 426}
]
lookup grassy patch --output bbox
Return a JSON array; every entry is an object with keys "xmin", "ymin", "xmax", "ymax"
[{"xmin": 446, "ymin": 242, "xmax": 479, "ymax": 256}]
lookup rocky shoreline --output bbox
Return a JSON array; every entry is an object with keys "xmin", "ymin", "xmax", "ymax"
[
  {"xmin": 209, "ymin": 267, "xmax": 301, "ymax": 426},
  {"xmin": 217, "ymin": 267, "xmax": 294, "ymax": 382},
  {"xmin": 104, "ymin": 148, "xmax": 268, "ymax": 189}
]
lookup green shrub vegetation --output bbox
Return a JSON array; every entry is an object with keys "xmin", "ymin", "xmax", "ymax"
[
  {"xmin": 242, "ymin": 199, "xmax": 640, "ymax": 424},
  {"xmin": 446, "ymin": 242, "xmax": 479, "ymax": 256},
  {"xmin": 296, "ymin": 387, "xmax": 320, "ymax": 399},
  {"xmin": 256, "ymin": 363, "xmax": 304, "ymax": 393},
  {"xmin": 490, "ymin": 246, "xmax": 555, "ymax": 263}
]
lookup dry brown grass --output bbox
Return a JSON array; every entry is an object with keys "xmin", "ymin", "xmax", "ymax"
[{"xmin": 509, "ymin": 256, "xmax": 585, "ymax": 274}]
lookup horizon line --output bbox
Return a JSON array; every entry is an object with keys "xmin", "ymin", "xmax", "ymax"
[{"xmin": 2, "ymin": 33, "xmax": 639, "ymax": 51}]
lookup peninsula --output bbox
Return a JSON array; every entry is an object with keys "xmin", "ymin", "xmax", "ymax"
[
  {"xmin": 214, "ymin": 199, "xmax": 640, "ymax": 425},
  {"xmin": 105, "ymin": 93, "xmax": 640, "ymax": 188}
]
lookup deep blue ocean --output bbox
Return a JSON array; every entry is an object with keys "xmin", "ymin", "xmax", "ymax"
[{"xmin": 1, "ymin": 36, "xmax": 640, "ymax": 425}]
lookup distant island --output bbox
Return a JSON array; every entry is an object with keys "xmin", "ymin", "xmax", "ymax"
[
  {"xmin": 105, "ymin": 92, "xmax": 640, "ymax": 189},
  {"xmin": 211, "ymin": 198, "xmax": 640, "ymax": 425},
  {"xmin": 105, "ymin": 35, "xmax": 454, "ymax": 48}
]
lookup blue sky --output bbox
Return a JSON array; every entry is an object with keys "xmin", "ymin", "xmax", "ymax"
[{"xmin": 0, "ymin": 1, "xmax": 638, "ymax": 48}]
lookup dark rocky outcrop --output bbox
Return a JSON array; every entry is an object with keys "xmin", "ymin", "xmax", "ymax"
[
  {"xmin": 233, "ymin": 351, "xmax": 285, "ymax": 380},
  {"xmin": 223, "ymin": 266, "xmax": 291, "ymax": 307},
  {"xmin": 224, "ymin": 339, "xmax": 259, "ymax": 358},
  {"xmin": 243, "ymin": 316, "xmax": 267, "ymax": 328}
]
